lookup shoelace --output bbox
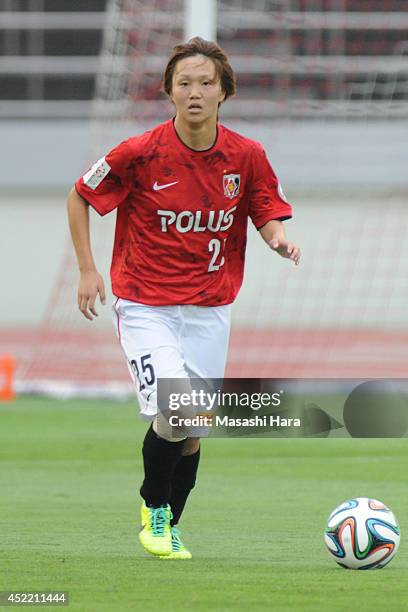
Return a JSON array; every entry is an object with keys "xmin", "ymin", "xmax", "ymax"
[
  {"xmin": 150, "ymin": 507, "xmax": 169, "ymax": 536},
  {"xmin": 171, "ymin": 527, "xmax": 183, "ymax": 551}
]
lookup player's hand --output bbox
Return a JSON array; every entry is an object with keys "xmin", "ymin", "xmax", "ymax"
[
  {"xmin": 78, "ymin": 270, "xmax": 106, "ymax": 320},
  {"xmin": 269, "ymin": 239, "xmax": 301, "ymax": 265}
]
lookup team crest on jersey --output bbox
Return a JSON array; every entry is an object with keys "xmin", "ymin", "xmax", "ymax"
[{"xmin": 223, "ymin": 174, "xmax": 240, "ymax": 199}]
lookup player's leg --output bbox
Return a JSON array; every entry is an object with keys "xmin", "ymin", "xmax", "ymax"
[
  {"xmin": 167, "ymin": 305, "xmax": 231, "ymax": 532},
  {"xmin": 169, "ymin": 436, "xmax": 200, "ymax": 528},
  {"xmin": 159, "ymin": 437, "xmax": 200, "ymax": 559},
  {"xmin": 162, "ymin": 305, "xmax": 231, "ymax": 558},
  {"xmin": 112, "ymin": 299, "xmax": 190, "ymax": 556}
]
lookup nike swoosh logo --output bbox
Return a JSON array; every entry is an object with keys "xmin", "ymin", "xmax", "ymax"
[{"xmin": 153, "ymin": 180, "xmax": 179, "ymax": 191}]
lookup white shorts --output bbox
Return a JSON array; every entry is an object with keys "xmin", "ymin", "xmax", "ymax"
[{"xmin": 112, "ymin": 298, "xmax": 231, "ymax": 419}]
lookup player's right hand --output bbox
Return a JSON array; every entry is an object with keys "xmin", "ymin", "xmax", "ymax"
[{"xmin": 78, "ymin": 270, "xmax": 106, "ymax": 320}]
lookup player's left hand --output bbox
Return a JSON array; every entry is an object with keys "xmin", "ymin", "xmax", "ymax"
[{"xmin": 269, "ymin": 239, "xmax": 301, "ymax": 265}]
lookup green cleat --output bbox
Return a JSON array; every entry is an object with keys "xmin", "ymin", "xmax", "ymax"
[
  {"xmin": 159, "ymin": 526, "xmax": 192, "ymax": 560},
  {"xmin": 139, "ymin": 502, "xmax": 172, "ymax": 556}
]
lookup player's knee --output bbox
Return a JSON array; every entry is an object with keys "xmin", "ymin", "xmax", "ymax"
[
  {"xmin": 152, "ymin": 416, "xmax": 187, "ymax": 442},
  {"xmin": 182, "ymin": 437, "xmax": 200, "ymax": 456}
]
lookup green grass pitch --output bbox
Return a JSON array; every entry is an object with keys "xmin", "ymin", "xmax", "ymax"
[{"xmin": 0, "ymin": 397, "xmax": 407, "ymax": 611}]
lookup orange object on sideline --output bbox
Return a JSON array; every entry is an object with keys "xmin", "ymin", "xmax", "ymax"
[{"xmin": 0, "ymin": 355, "xmax": 16, "ymax": 401}]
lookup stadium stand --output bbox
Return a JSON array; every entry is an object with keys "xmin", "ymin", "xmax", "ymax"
[{"xmin": 0, "ymin": 0, "xmax": 407, "ymax": 119}]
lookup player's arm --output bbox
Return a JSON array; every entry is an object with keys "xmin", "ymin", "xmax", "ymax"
[
  {"xmin": 67, "ymin": 187, "xmax": 106, "ymax": 320},
  {"xmin": 259, "ymin": 219, "xmax": 301, "ymax": 266}
]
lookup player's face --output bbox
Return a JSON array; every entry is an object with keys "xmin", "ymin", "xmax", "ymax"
[{"xmin": 170, "ymin": 55, "xmax": 225, "ymax": 125}]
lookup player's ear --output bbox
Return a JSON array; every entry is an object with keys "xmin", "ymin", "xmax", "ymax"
[{"xmin": 219, "ymin": 89, "xmax": 226, "ymax": 104}]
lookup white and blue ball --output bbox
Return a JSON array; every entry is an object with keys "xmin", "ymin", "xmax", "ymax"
[{"xmin": 325, "ymin": 497, "xmax": 400, "ymax": 569}]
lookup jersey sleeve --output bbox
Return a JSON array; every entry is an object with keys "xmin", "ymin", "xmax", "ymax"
[
  {"xmin": 75, "ymin": 139, "xmax": 135, "ymax": 216},
  {"xmin": 247, "ymin": 142, "xmax": 293, "ymax": 229}
]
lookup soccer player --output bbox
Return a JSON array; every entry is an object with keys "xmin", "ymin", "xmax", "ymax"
[{"xmin": 67, "ymin": 37, "xmax": 300, "ymax": 560}]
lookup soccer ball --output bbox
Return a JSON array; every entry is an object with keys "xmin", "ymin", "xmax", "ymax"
[{"xmin": 324, "ymin": 497, "xmax": 400, "ymax": 569}]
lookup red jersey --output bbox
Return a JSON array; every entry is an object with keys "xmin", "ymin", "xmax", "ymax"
[{"xmin": 75, "ymin": 119, "xmax": 292, "ymax": 306}]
